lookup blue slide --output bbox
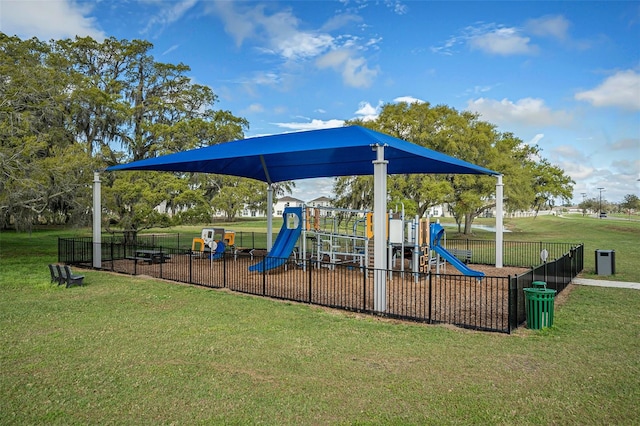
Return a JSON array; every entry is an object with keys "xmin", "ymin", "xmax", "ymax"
[
  {"xmin": 249, "ymin": 207, "xmax": 302, "ymax": 272},
  {"xmin": 430, "ymin": 223, "xmax": 484, "ymax": 278}
]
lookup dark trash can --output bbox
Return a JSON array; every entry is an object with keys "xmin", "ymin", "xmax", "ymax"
[
  {"xmin": 524, "ymin": 287, "xmax": 557, "ymax": 329},
  {"xmin": 595, "ymin": 249, "xmax": 615, "ymax": 276}
]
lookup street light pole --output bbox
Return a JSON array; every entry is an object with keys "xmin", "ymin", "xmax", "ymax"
[
  {"xmin": 581, "ymin": 192, "xmax": 587, "ymax": 216},
  {"xmin": 597, "ymin": 187, "xmax": 605, "ymax": 218}
]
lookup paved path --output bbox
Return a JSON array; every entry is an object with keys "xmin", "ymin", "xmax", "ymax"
[{"xmin": 572, "ymin": 277, "xmax": 640, "ymax": 290}]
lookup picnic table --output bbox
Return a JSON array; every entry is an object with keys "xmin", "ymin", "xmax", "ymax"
[{"xmin": 128, "ymin": 249, "xmax": 171, "ymax": 264}]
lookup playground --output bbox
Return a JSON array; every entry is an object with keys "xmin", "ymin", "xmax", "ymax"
[
  {"xmin": 87, "ymin": 204, "xmax": 570, "ymax": 332},
  {"xmin": 93, "ymin": 126, "xmax": 583, "ymax": 331},
  {"xmin": 210, "ymin": 205, "xmax": 492, "ymax": 279},
  {"xmin": 59, "ymin": 203, "xmax": 585, "ymax": 332}
]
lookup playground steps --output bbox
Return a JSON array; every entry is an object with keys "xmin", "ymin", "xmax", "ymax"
[{"xmin": 367, "ymin": 240, "xmax": 375, "ymax": 277}]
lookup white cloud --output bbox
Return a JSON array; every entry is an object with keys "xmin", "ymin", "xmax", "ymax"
[
  {"xmin": 469, "ymin": 27, "xmax": 537, "ymax": 55},
  {"xmin": 206, "ymin": 1, "xmax": 257, "ymax": 47},
  {"xmin": 1, "ymin": 0, "xmax": 105, "ymax": 40},
  {"xmin": 209, "ymin": 2, "xmax": 378, "ymax": 87},
  {"xmin": 209, "ymin": 1, "xmax": 334, "ymax": 61},
  {"xmin": 393, "ymin": 96, "xmax": 425, "ymax": 104},
  {"xmin": 388, "ymin": 0, "xmax": 408, "ymax": 15},
  {"xmin": 575, "ymin": 70, "xmax": 640, "ymax": 111},
  {"xmin": 273, "ymin": 119, "xmax": 345, "ymax": 131},
  {"xmin": 467, "ymin": 97, "xmax": 572, "ymax": 127},
  {"xmin": 354, "ymin": 101, "xmax": 382, "ymax": 121},
  {"xmin": 278, "ymin": 32, "xmax": 334, "ymax": 60},
  {"xmin": 141, "ymin": 0, "xmax": 198, "ymax": 35},
  {"xmin": 316, "ymin": 49, "xmax": 378, "ymax": 88},
  {"xmin": 320, "ymin": 13, "xmax": 362, "ymax": 32},
  {"xmin": 611, "ymin": 137, "xmax": 640, "ymax": 151},
  {"xmin": 611, "ymin": 158, "xmax": 640, "ymax": 176},
  {"xmin": 528, "ymin": 134, "xmax": 545, "ymax": 146},
  {"xmin": 246, "ymin": 103, "xmax": 264, "ymax": 113},
  {"xmin": 525, "ymin": 15, "xmax": 570, "ymax": 40},
  {"xmin": 433, "ymin": 23, "xmax": 537, "ymax": 56},
  {"xmin": 560, "ymin": 161, "xmax": 596, "ymax": 181},
  {"xmin": 552, "ymin": 144, "xmax": 588, "ymax": 163},
  {"xmin": 161, "ymin": 44, "xmax": 179, "ymax": 55},
  {"xmin": 251, "ymin": 71, "xmax": 282, "ymax": 86}
]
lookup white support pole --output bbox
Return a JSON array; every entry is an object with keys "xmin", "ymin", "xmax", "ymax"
[
  {"xmin": 92, "ymin": 171, "xmax": 102, "ymax": 269},
  {"xmin": 373, "ymin": 144, "xmax": 388, "ymax": 312},
  {"xmin": 266, "ymin": 184, "xmax": 273, "ymax": 251},
  {"xmin": 495, "ymin": 174, "xmax": 504, "ymax": 268}
]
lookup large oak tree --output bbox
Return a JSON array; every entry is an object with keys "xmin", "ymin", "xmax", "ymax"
[{"xmin": 334, "ymin": 102, "xmax": 574, "ymax": 234}]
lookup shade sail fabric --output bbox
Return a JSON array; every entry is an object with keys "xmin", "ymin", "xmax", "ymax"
[{"xmin": 107, "ymin": 125, "xmax": 498, "ymax": 181}]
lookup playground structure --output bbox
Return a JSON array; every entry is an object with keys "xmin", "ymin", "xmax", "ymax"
[
  {"xmin": 246, "ymin": 205, "xmax": 485, "ymax": 278},
  {"xmin": 191, "ymin": 228, "xmax": 236, "ymax": 260}
]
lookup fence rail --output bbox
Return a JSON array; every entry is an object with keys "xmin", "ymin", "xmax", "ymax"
[{"xmin": 58, "ymin": 235, "xmax": 583, "ymax": 334}]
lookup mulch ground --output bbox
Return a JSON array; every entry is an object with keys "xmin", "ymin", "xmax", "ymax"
[{"xmin": 102, "ymin": 253, "xmax": 530, "ymax": 332}]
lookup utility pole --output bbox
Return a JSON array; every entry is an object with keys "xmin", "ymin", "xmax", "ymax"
[
  {"xmin": 581, "ymin": 192, "xmax": 587, "ymax": 216},
  {"xmin": 597, "ymin": 187, "xmax": 605, "ymax": 218}
]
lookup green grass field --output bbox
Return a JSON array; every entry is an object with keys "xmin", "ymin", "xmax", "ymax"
[{"xmin": 1, "ymin": 216, "xmax": 639, "ymax": 424}]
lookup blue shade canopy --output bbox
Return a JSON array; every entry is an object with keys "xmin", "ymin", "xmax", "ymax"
[{"xmin": 107, "ymin": 125, "xmax": 498, "ymax": 182}]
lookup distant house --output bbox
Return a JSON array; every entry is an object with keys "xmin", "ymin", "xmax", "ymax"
[
  {"xmin": 307, "ymin": 196, "xmax": 333, "ymax": 216},
  {"xmin": 308, "ymin": 196, "xmax": 333, "ymax": 208},
  {"xmin": 239, "ymin": 205, "xmax": 265, "ymax": 218},
  {"xmin": 273, "ymin": 196, "xmax": 305, "ymax": 216},
  {"xmin": 157, "ymin": 194, "xmax": 335, "ymax": 220}
]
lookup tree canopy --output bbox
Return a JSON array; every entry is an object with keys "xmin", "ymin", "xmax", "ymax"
[
  {"xmin": 334, "ymin": 102, "xmax": 574, "ymax": 233},
  {"xmin": 0, "ymin": 33, "xmax": 249, "ymax": 231}
]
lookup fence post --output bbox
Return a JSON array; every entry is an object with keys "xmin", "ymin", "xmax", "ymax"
[
  {"xmin": 308, "ymin": 258, "xmax": 312, "ymax": 304},
  {"xmin": 262, "ymin": 255, "xmax": 266, "ymax": 296},
  {"xmin": 508, "ymin": 275, "xmax": 514, "ymax": 333},
  {"xmin": 363, "ymin": 264, "xmax": 367, "ymax": 311},
  {"xmin": 133, "ymin": 241, "xmax": 137, "ymax": 276},
  {"xmin": 428, "ymin": 272, "xmax": 433, "ymax": 324},
  {"xmin": 223, "ymin": 251, "xmax": 227, "ymax": 288},
  {"xmin": 189, "ymin": 249, "xmax": 193, "ymax": 284}
]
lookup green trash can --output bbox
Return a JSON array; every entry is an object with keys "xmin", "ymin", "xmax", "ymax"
[
  {"xmin": 524, "ymin": 287, "xmax": 557, "ymax": 329},
  {"xmin": 531, "ymin": 281, "xmax": 547, "ymax": 289}
]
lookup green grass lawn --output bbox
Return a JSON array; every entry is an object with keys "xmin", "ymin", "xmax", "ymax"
[{"xmin": 1, "ymin": 225, "xmax": 639, "ymax": 424}]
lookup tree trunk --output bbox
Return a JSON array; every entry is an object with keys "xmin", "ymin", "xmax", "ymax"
[
  {"xmin": 463, "ymin": 212, "xmax": 473, "ymax": 235},
  {"xmin": 123, "ymin": 229, "xmax": 137, "ymax": 246}
]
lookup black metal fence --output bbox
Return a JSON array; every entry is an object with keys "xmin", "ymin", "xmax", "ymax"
[
  {"xmin": 58, "ymin": 235, "xmax": 583, "ymax": 334},
  {"xmin": 446, "ymin": 239, "xmax": 579, "ymax": 267}
]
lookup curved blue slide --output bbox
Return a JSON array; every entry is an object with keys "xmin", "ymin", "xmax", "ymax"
[
  {"xmin": 249, "ymin": 207, "xmax": 302, "ymax": 272},
  {"xmin": 430, "ymin": 223, "xmax": 484, "ymax": 278}
]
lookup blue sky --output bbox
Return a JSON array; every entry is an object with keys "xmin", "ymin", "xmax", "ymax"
[{"xmin": 2, "ymin": 0, "xmax": 639, "ymax": 204}]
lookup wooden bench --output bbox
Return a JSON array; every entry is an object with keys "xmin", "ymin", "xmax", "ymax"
[{"xmin": 449, "ymin": 248, "xmax": 473, "ymax": 264}]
